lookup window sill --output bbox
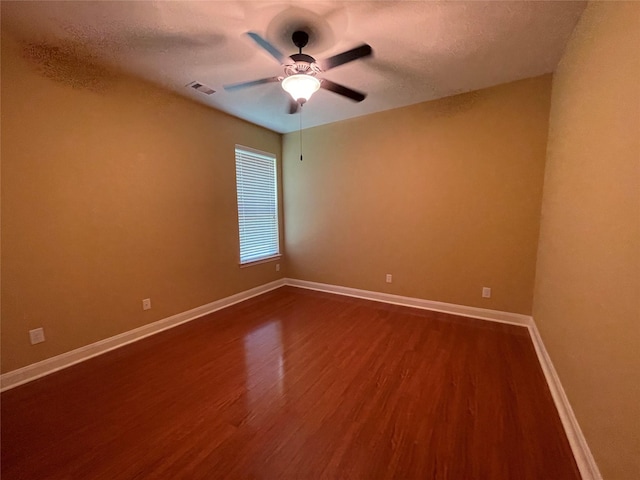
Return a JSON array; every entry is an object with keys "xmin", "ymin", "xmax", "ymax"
[{"xmin": 239, "ymin": 254, "xmax": 282, "ymax": 268}]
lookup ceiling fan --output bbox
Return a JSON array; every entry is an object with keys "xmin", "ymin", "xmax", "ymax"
[{"xmin": 224, "ymin": 30, "xmax": 372, "ymax": 114}]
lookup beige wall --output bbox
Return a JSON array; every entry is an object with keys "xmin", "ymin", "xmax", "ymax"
[
  {"xmin": 532, "ymin": 2, "xmax": 640, "ymax": 478},
  {"xmin": 1, "ymin": 33, "xmax": 283, "ymax": 373},
  {"xmin": 283, "ymin": 76, "xmax": 551, "ymax": 315}
]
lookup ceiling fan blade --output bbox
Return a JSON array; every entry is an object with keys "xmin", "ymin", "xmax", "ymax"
[
  {"xmin": 320, "ymin": 79, "xmax": 367, "ymax": 102},
  {"xmin": 246, "ymin": 32, "xmax": 287, "ymax": 64},
  {"xmin": 223, "ymin": 77, "xmax": 280, "ymax": 91},
  {"xmin": 288, "ymin": 99, "xmax": 301, "ymax": 115},
  {"xmin": 320, "ymin": 44, "xmax": 372, "ymax": 71}
]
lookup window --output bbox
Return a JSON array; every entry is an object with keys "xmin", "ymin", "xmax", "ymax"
[{"xmin": 235, "ymin": 145, "xmax": 280, "ymax": 265}]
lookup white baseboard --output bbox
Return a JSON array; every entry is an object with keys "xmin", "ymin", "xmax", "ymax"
[
  {"xmin": 0, "ymin": 279, "xmax": 286, "ymax": 392},
  {"xmin": 283, "ymin": 278, "xmax": 601, "ymax": 480},
  {"xmin": 284, "ymin": 278, "xmax": 533, "ymax": 326},
  {"xmin": 527, "ymin": 321, "xmax": 603, "ymax": 480},
  {"xmin": 1, "ymin": 276, "xmax": 600, "ymax": 480}
]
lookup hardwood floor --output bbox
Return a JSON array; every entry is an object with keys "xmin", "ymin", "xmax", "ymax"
[{"xmin": 1, "ymin": 286, "xmax": 580, "ymax": 479}]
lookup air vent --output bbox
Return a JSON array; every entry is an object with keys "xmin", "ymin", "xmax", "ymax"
[{"xmin": 186, "ymin": 81, "xmax": 215, "ymax": 95}]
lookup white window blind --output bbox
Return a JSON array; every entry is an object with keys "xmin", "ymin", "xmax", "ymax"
[{"xmin": 235, "ymin": 146, "xmax": 280, "ymax": 265}]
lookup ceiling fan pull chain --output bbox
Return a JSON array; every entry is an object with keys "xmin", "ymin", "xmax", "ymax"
[{"xmin": 299, "ymin": 106, "xmax": 303, "ymax": 161}]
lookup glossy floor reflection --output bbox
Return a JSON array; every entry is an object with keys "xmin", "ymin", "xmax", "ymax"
[
  {"xmin": 244, "ymin": 321, "xmax": 284, "ymax": 426},
  {"xmin": 1, "ymin": 286, "xmax": 580, "ymax": 479}
]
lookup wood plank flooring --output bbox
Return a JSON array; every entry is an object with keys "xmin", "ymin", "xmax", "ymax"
[{"xmin": 1, "ymin": 286, "xmax": 580, "ymax": 479}]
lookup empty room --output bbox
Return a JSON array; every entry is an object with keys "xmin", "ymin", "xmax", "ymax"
[{"xmin": 1, "ymin": 1, "xmax": 638, "ymax": 479}]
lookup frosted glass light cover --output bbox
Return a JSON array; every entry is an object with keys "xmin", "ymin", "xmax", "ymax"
[{"xmin": 281, "ymin": 74, "xmax": 321, "ymax": 102}]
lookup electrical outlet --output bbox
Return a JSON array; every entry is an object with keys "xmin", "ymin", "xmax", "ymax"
[
  {"xmin": 29, "ymin": 328, "xmax": 45, "ymax": 345},
  {"xmin": 276, "ymin": 263, "xmax": 280, "ymax": 272},
  {"xmin": 482, "ymin": 287, "xmax": 492, "ymax": 298},
  {"xmin": 386, "ymin": 274, "xmax": 393, "ymax": 283},
  {"xmin": 142, "ymin": 298, "xmax": 151, "ymax": 310}
]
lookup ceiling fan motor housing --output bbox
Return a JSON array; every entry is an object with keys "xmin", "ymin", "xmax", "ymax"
[
  {"xmin": 285, "ymin": 53, "xmax": 321, "ymax": 77},
  {"xmin": 285, "ymin": 31, "xmax": 321, "ymax": 78}
]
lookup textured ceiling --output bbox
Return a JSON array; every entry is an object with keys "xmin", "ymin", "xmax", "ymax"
[{"xmin": 1, "ymin": 1, "xmax": 586, "ymax": 133}]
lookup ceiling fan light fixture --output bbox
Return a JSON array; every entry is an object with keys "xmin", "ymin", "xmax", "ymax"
[{"xmin": 281, "ymin": 74, "xmax": 321, "ymax": 103}]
